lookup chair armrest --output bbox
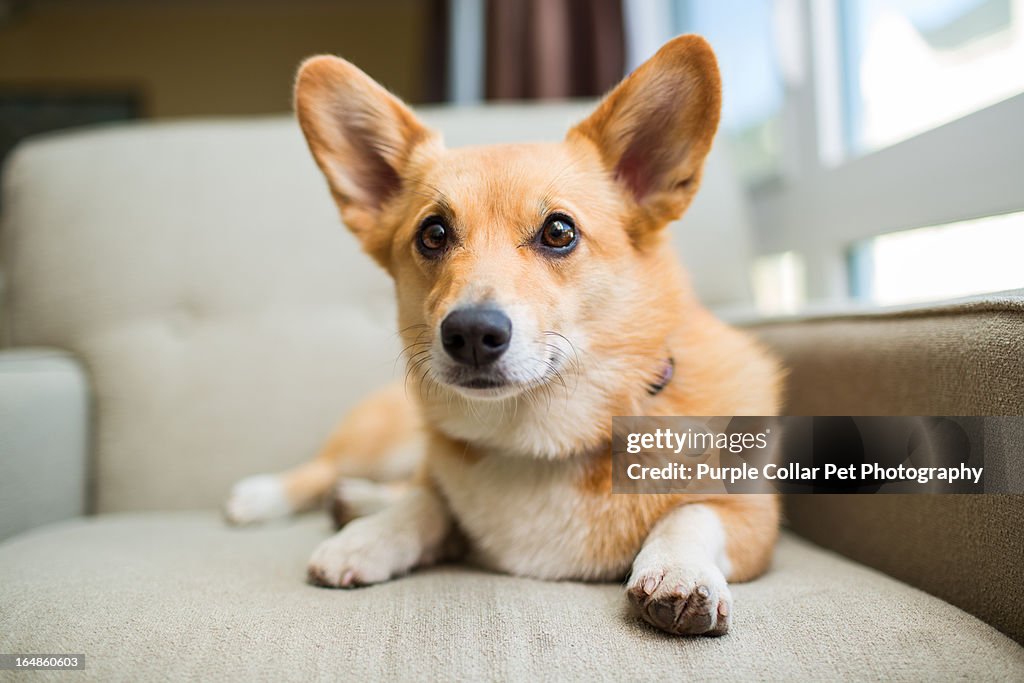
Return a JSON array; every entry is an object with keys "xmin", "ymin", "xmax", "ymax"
[
  {"xmin": 0, "ymin": 348, "xmax": 89, "ymax": 541},
  {"xmin": 744, "ymin": 290, "xmax": 1024, "ymax": 643}
]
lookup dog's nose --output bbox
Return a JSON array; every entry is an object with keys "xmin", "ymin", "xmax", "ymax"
[{"xmin": 441, "ymin": 307, "xmax": 512, "ymax": 367}]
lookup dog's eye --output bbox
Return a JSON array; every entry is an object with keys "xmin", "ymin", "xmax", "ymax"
[
  {"xmin": 538, "ymin": 214, "xmax": 577, "ymax": 253},
  {"xmin": 417, "ymin": 217, "xmax": 448, "ymax": 257}
]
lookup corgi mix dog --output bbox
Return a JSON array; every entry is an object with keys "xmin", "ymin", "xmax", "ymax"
[{"xmin": 225, "ymin": 35, "xmax": 782, "ymax": 637}]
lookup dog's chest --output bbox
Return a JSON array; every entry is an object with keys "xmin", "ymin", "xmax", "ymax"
[{"xmin": 430, "ymin": 452, "xmax": 628, "ymax": 581}]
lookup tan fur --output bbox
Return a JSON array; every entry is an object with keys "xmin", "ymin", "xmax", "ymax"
[
  {"xmin": 282, "ymin": 383, "xmax": 422, "ymax": 510},
  {"xmin": 236, "ymin": 35, "xmax": 784, "ymax": 636}
]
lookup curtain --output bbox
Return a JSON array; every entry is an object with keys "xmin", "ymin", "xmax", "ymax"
[{"xmin": 485, "ymin": 0, "xmax": 625, "ymax": 100}]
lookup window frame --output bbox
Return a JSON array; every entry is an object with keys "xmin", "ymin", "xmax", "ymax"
[{"xmin": 749, "ymin": 0, "xmax": 1024, "ymax": 302}]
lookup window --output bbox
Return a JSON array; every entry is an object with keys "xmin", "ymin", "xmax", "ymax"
[
  {"xmin": 849, "ymin": 211, "xmax": 1024, "ymax": 306},
  {"xmin": 840, "ymin": 0, "xmax": 1024, "ymax": 155},
  {"xmin": 678, "ymin": 0, "xmax": 787, "ymax": 182},
  {"xmin": 748, "ymin": 0, "xmax": 1024, "ymax": 309},
  {"xmin": 753, "ymin": 251, "xmax": 807, "ymax": 315}
]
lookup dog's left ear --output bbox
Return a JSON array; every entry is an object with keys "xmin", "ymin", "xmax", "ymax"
[{"xmin": 569, "ymin": 35, "xmax": 722, "ymax": 232}]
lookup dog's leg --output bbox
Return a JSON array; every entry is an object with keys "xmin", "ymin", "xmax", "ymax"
[
  {"xmin": 307, "ymin": 484, "xmax": 452, "ymax": 587},
  {"xmin": 223, "ymin": 461, "xmax": 330, "ymax": 526},
  {"xmin": 329, "ymin": 477, "xmax": 411, "ymax": 528},
  {"xmin": 224, "ymin": 382, "xmax": 422, "ymax": 525},
  {"xmin": 625, "ymin": 496, "xmax": 778, "ymax": 636}
]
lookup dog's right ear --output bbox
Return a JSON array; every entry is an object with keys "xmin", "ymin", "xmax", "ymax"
[{"xmin": 295, "ymin": 56, "xmax": 436, "ymax": 266}]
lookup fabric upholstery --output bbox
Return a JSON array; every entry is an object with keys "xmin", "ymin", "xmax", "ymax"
[
  {"xmin": 0, "ymin": 111, "xmax": 754, "ymax": 514},
  {"xmin": 4, "ymin": 111, "xmax": 1023, "ymax": 676},
  {"xmin": 784, "ymin": 495, "xmax": 1024, "ymax": 645},
  {"xmin": 748, "ymin": 292, "xmax": 1024, "ymax": 644},
  {"xmin": 1, "ymin": 513, "xmax": 1021, "ymax": 681},
  {"xmin": 750, "ymin": 289, "xmax": 1024, "ymax": 416},
  {"xmin": 1, "ymin": 118, "xmax": 396, "ymax": 514},
  {"xmin": 0, "ymin": 347, "xmax": 88, "ymax": 541}
]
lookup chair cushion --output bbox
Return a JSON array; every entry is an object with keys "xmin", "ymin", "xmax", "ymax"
[{"xmin": 1, "ymin": 513, "xmax": 1021, "ymax": 680}]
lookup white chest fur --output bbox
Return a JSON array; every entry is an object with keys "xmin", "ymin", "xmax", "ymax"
[{"xmin": 429, "ymin": 451, "xmax": 628, "ymax": 581}]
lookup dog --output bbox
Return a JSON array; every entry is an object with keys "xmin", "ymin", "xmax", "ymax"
[{"xmin": 225, "ymin": 35, "xmax": 783, "ymax": 637}]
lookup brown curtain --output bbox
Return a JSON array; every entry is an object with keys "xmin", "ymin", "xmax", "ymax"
[
  {"xmin": 486, "ymin": 0, "xmax": 624, "ymax": 100},
  {"xmin": 421, "ymin": 0, "xmax": 450, "ymax": 104}
]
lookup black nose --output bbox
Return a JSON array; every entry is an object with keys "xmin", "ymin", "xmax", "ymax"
[{"xmin": 441, "ymin": 307, "xmax": 512, "ymax": 367}]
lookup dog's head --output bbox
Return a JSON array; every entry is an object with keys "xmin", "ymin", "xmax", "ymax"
[{"xmin": 296, "ymin": 36, "xmax": 721, "ymax": 454}]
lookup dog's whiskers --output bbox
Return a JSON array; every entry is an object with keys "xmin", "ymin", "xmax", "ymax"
[{"xmin": 540, "ymin": 331, "xmax": 584, "ymax": 397}]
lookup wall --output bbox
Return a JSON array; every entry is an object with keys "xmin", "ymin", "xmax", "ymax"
[{"xmin": 0, "ymin": 0, "xmax": 430, "ymax": 117}]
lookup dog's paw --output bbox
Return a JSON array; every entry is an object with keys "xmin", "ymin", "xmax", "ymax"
[
  {"xmin": 307, "ymin": 517, "xmax": 407, "ymax": 588},
  {"xmin": 626, "ymin": 562, "xmax": 732, "ymax": 636},
  {"xmin": 223, "ymin": 474, "xmax": 292, "ymax": 525}
]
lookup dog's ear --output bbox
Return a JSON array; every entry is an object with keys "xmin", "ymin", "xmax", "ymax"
[
  {"xmin": 569, "ymin": 35, "xmax": 721, "ymax": 234},
  {"xmin": 295, "ymin": 56, "xmax": 436, "ymax": 265}
]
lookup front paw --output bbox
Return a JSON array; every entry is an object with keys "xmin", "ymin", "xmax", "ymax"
[
  {"xmin": 307, "ymin": 517, "xmax": 406, "ymax": 588},
  {"xmin": 626, "ymin": 563, "xmax": 732, "ymax": 636}
]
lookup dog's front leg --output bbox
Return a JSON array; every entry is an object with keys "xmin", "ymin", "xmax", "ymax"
[
  {"xmin": 307, "ymin": 485, "xmax": 452, "ymax": 588},
  {"xmin": 626, "ymin": 502, "xmax": 752, "ymax": 636}
]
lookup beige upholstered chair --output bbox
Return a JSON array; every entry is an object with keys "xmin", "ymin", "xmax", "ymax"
[{"xmin": 2, "ymin": 108, "xmax": 1022, "ymax": 679}]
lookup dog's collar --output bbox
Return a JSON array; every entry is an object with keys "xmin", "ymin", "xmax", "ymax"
[{"xmin": 647, "ymin": 357, "xmax": 675, "ymax": 396}]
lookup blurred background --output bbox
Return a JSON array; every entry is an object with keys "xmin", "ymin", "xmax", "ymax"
[{"xmin": 1, "ymin": 0, "xmax": 1022, "ymax": 313}]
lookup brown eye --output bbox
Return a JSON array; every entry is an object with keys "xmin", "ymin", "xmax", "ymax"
[
  {"xmin": 539, "ymin": 214, "xmax": 577, "ymax": 253},
  {"xmin": 417, "ymin": 217, "xmax": 448, "ymax": 257}
]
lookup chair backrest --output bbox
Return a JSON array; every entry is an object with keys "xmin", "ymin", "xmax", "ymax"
[{"xmin": 0, "ymin": 105, "xmax": 754, "ymax": 512}]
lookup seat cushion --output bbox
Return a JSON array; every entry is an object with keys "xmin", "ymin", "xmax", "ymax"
[{"xmin": 1, "ymin": 513, "xmax": 1021, "ymax": 681}]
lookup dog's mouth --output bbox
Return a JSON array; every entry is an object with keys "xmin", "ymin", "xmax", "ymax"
[
  {"xmin": 438, "ymin": 354, "xmax": 562, "ymax": 400},
  {"xmin": 456, "ymin": 377, "xmax": 507, "ymax": 390},
  {"xmin": 444, "ymin": 371, "xmax": 519, "ymax": 399}
]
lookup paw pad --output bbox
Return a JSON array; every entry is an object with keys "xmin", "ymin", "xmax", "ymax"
[{"xmin": 626, "ymin": 568, "xmax": 731, "ymax": 636}]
